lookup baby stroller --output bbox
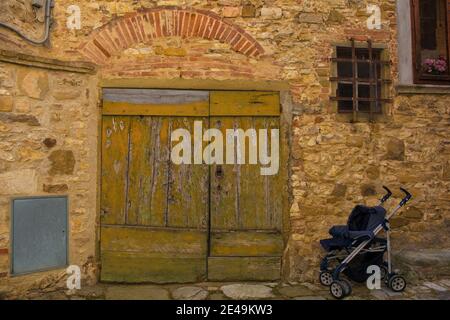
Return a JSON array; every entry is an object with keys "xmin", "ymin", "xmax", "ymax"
[{"xmin": 319, "ymin": 186, "xmax": 412, "ymax": 299}]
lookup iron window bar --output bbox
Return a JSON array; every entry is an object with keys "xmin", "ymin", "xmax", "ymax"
[
  {"xmin": 351, "ymin": 38, "xmax": 357, "ymax": 121},
  {"xmin": 368, "ymin": 39, "xmax": 374, "ymax": 120},
  {"xmin": 330, "ymin": 38, "xmax": 391, "ymax": 121}
]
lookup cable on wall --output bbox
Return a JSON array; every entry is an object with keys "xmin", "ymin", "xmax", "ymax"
[{"xmin": 0, "ymin": 0, "xmax": 54, "ymax": 45}]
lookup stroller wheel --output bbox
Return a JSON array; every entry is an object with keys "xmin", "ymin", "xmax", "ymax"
[
  {"xmin": 330, "ymin": 281, "xmax": 347, "ymax": 299},
  {"xmin": 319, "ymin": 271, "xmax": 333, "ymax": 286},
  {"xmin": 340, "ymin": 278, "xmax": 352, "ymax": 296},
  {"xmin": 379, "ymin": 265, "xmax": 388, "ymax": 280},
  {"xmin": 388, "ymin": 275, "xmax": 406, "ymax": 292}
]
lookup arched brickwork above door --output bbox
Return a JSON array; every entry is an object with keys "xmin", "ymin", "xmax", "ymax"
[{"xmin": 79, "ymin": 7, "xmax": 265, "ymax": 64}]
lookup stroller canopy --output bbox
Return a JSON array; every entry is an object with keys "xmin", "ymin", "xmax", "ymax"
[{"xmin": 347, "ymin": 205, "xmax": 386, "ymax": 232}]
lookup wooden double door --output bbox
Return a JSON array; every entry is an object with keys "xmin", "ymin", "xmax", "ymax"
[{"xmin": 100, "ymin": 89, "xmax": 284, "ymax": 283}]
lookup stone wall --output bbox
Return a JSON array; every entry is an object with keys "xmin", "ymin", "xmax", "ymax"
[
  {"xmin": 288, "ymin": 92, "xmax": 450, "ymax": 280},
  {"xmin": 0, "ymin": 0, "xmax": 449, "ymax": 294},
  {"xmin": 0, "ymin": 61, "xmax": 98, "ymax": 297}
]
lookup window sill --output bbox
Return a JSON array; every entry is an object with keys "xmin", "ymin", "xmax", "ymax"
[{"xmin": 396, "ymin": 84, "xmax": 450, "ymax": 95}]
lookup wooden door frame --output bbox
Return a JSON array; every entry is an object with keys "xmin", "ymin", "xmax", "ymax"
[{"xmin": 97, "ymin": 78, "xmax": 294, "ymax": 281}]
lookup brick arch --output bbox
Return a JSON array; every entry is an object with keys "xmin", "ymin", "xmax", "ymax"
[{"xmin": 79, "ymin": 7, "xmax": 265, "ymax": 64}]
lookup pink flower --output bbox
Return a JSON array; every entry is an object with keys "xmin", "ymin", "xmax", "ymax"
[{"xmin": 422, "ymin": 57, "xmax": 448, "ymax": 74}]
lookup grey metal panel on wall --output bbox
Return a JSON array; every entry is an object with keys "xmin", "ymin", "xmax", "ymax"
[{"xmin": 12, "ymin": 196, "xmax": 68, "ymax": 275}]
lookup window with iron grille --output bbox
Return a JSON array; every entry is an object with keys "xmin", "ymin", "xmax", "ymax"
[{"xmin": 330, "ymin": 40, "xmax": 391, "ymax": 121}]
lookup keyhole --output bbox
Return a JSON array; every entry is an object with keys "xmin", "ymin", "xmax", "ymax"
[{"xmin": 216, "ymin": 165, "xmax": 223, "ymax": 178}]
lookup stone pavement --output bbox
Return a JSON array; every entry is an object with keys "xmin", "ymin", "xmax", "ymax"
[{"xmin": 17, "ymin": 278, "xmax": 450, "ymax": 300}]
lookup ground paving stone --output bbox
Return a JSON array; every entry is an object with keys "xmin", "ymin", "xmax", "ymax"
[
  {"xmin": 221, "ymin": 284, "xmax": 274, "ymax": 300},
  {"xmin": 172, "ymin": 286, "xmax": 208, "ymax": 300},
  {"xmin": 13, "ymin": 277, "xmax": 450, "ymax": 300},
  {"xmin": 423, "ymin": 282, "xmax": 448, "ymax": 292},
  {"xmin": 105, "ymin": 285, "xmax": 170, "ymax": 300},
  {"xmin": 277, "ymin": 285, "xmax": 314, "ymax": 298},
  {"xmin": 208, "ymin": 293, "xmax": 228, "ymax": 300}
]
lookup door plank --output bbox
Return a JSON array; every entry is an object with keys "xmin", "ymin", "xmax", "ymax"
[
  {"xmin": 101, "ymin": 226, "xmax": 207, "ymax": 256},
  {"xmin": 126, "ymin": 116, "xmax": 153, "ymax": 225},
  {"xmin": 210, "ymin": 117, "xmax": 239, "ymax": 230},
  {"xmin": 168, "ymin": 117, "xmax": 209, "ymax": 229},
  {"xmin": 238, "ymin": 117, "xmax": 269, "ymax": 229},
  {"xmin": 151, "ymin": 117, "xmax": 171, "ymax": 226},
  {"xmin": 266, "ymin": 117, "xmax": 283, "ymax": 229},
  {"xmin": 103, "ymin": 89, "xmax": 210, "ymax": 105},
  {"xmin": 210, "ymin": 91, "xmax": 280, "ymax": 116},
  {"xmin": 209, "ymin": 116, "xmax": 281, "ymax": 231},
  {"xmin": 103, "ymin": 89, "xmax": 210, "ymax": 116},
  {"xmin": 210, "ymin": 231, "xmax": 283, "ymax": 257},
  {"xmin": 101, "ymin": 251, "xmax": 206, "ymax": 283},
  {"xmin": 101, "ymin": 225, "xmax": 207, "ymax": 283},
  {"xmin": 103, "ymin": 101, "xmax": 209, "ymax": 116},
  {"xmin": 126, "ymin": 117, "xmax": 171, "ymax": 226},
  {"xmin": 101, "ymin": 116, "xmax": 131, "ymax": 225},
  {"xmin": 207, "ymin": 257, "xmax": 281, "ymax": 281}
]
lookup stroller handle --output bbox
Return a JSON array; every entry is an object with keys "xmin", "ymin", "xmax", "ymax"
[
  {"xmin": 399, "ymin": 187, "xmax": 412, "ymax": 206},
  {"xmin": 380, "ymin": 185, "xmax": 392, "ymax": 204}
]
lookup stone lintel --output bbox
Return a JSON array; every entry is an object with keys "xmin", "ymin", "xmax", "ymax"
[{"xmin": 0, "ymin": 49, "xmax": 96, "ymax": 74}]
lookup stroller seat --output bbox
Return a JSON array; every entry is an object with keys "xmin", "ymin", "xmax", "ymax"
[{"xmin": 320, "ymin": 205, "xmax": 387, "ymax": 252}]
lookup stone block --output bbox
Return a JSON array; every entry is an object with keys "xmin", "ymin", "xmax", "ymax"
[
  {"xmin": 52, "ymin": 90, "xmax": 82, "ymax": 101},
  {"xmin": 297, "ymin": 12, "xmax": 323, "ymax": 24},
  {"xmin": 43, "ymin": 184, "xmax": 69, "ymax": 193},
  {"xmin": 443, "ymin": 162, "xmax": 450, "ymax": 180},
  {"xmin": 17, "ymin": 69, "xmax": 49, "ymax": 100},
  {"xmin": 18, "ymin": 147, "xmax": 45, "ymax": 161},
  {"xmin": 43, "ymin": 138, "xmax": 57, "ymax": 148},
  {"xmin": 331, "ymin": 183, "xmax": 347, "ymax": 197},
  {"xmin": 366, "ymin": 166, "xmax": 380, "ymax": 180},
  {"xmin": 277, "ymin": 285, "xmax": 314, "ymax": 298},
  {"xmin": 0, "ymin": 150, "xmax": 14, "ymax": 162},
  {"xmin": 13, "ymin": 97, "xmax": 30, "ymax": 113},
  {"xmin": 241, "ymin": 4, "xmax": 256, "ymax": 17},
  {"xmin": 0, "ymin": 95, "xmax": 13, "ymax": 112},
  {"xmin": 384, "ymin": 138, "xmax": 405, "ymax": 161},
  {"xmin": 0, "ymin": 169, "xmax": 38, "ymax": 195},
  {"xmin": 327, "ymin": 9, "xmax": 346, "ymax": 23},
  {"xmin": 402, "ymin": 206, "xmax": 424, "ymax": 220},
  {"xmin": 396, "ymin": 249, "xmax": 450, "ymax": 269},
  {"xmin": 48, "ymin": 150, "xmax": 76, "ymax": 175},
  {"xmin": 360, "ymin": 184, "xmax": 376, "ymax": 196},
  {"xmin": 164, "ymin": 47, "xmax": 187, "ymax": 57},
  {"xmin": 171, "ymin": 286, "xmax": 208, "ymax": 300},
  {"xmin": 0, "ymin": 254, "xmax": 8, "ymax": 272},
  {"xmin": 345, "ymin": 136, "xmax": 364, "ymax": 147},
  {"xmin": 0, "ymin": 113, "xmax": 40, "ymax": 126},
  {"xmin": 105, "ymin": 285, "xmax": 170, "ymax": 300},
  {"xmin": 221, "ymin": 284, "xmax": 274, "ymax": 299},
  {"xmin": 155, "ymin": 47, "xmax": 187, "ymax": 57},
  {"xmin": 222, "ymin": 6, "xmax": 241, "ymax": 18},
  {"xmin": 390, "ymin": 217, "xmax": 410, "ymax": 228},
  {"xmin": 218, "ymin": 0, "xmax": 241, "ymax": 6},
  {"xmin": 260, "ymin": 7, "xmax": 282, "ymax": 20}
]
